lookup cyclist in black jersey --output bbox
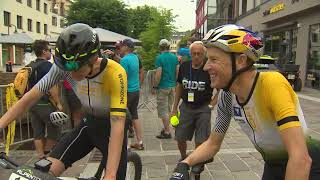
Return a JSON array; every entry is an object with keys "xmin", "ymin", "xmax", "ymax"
[{"xmin": 0, "ymin": 23, "xmax": 128, "ymax": 180}]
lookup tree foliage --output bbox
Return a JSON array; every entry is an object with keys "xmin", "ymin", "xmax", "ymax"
[
  {"xmin": 138, "ymin": 9, "xmax": 176, "ymax": 70},
  {"xmin": 127, "ymin": 6, "xmax": 156, "ymax": 39},
  {"xmin": 66, "ymin": 0, "xmax": 129, "ymax": 35}
]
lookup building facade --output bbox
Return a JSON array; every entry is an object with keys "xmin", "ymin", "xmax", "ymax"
[
  {"xmin": 235, "ymin": 0, "xmax": 320, "ymax": 89},
  {"xmin": 0, "ymin": 0, "xmax": 71, "ymax": 67},
  {"xmin": 195, "ymin": 0, "xmax": 235, "ymax": 38}
]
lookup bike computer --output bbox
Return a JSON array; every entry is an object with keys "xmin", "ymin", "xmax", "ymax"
[{"xmin": 34, "ymin": 158, "xmax": 52, "ymax": 172}]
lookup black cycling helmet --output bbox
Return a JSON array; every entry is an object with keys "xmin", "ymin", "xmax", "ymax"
[{"xmin": 54, "ymin": 23, "xmax": 100, "ymax": 71}]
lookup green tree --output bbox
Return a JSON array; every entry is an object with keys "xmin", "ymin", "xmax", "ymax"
[
  {"xmin": 66, "ymin": 0, "xmax": 129, "ymax": 35},
  {"xmin": 138, "ymin": 9, "xmax": 176, "ymax": 70},
  {"xmin": 128, "ymin": 5, "xmax": 156, "ymax": 39}
]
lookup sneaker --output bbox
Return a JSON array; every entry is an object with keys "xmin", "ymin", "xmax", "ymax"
[
  {"xmin": 156, "ymin": 129, "xmax": 172, "ymax": 139},
  {"xmin": 191, "ymin": 164, "xmax": 205, "ymax": 174},
  {"xmin": 130, "ymin": 143, "xmax": 144, "ymax": 150}
]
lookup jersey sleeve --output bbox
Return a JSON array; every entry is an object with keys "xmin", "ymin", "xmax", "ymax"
[
  {"xmin": 109, "ymin": 67, "xmax": 128, "ymax": 117},
  {"xmin": 266, "ymin": 73, "xmax": 300, "ymax": 131},
  {"xmin": 35, "ymin": 63, "xmax": 64, "ymax": 93},
  {"xmin": 213, "ymin": 91, "xmax": 233, "ymax": 134},
  {"xmin": 120, "ymin": 58, "xmax": 129, "ymax": 74}
]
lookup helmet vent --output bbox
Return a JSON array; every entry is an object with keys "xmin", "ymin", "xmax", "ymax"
[{"xmin": 220, "ymin": 35, "xmax": 239, "ymax": 40}]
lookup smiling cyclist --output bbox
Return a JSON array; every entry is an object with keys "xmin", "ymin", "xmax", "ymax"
[
  {"xmin": 170, "ymin": 24, "xmax": 320, "ymax": 180},
  {"xmin": 0, "ymin": 23, "xmax": 128, "ymax": 180}
]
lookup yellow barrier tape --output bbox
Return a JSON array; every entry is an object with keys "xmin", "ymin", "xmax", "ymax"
[{"xmin": 5, "ymin": 83, "xmax": 18, "ymax": 155}]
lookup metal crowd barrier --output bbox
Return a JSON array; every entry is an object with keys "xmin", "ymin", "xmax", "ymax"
[
  {"xmin": 0, "ymin": 84, "xmax": 33, "ymax": 149},
  {"xmin": 138, "ymin": 69, "xmax": 157, "ymax": 112}
]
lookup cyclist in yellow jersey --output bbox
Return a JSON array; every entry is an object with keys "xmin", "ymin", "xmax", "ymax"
[
  {"xmin": 0, "ymin": 23, "xmax": 128, "ymax": 180},
  {"xmin": 171, "ymin": 24, "xmax": 320, "ymax": 180}
]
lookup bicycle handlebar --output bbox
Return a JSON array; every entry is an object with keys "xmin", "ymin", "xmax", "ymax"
[{"xmin": 0, "ymin": 152, "xmax": 19, "ymax": 170}]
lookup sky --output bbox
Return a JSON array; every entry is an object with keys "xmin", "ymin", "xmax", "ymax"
[{"xmin": 124, "ymin": 0, "xmax": 196, "ymax": 32}]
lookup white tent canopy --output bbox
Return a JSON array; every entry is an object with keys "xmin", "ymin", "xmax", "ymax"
[{"xmin": 47, "ymin": 28, "xmax": 141, "ymax": 44}]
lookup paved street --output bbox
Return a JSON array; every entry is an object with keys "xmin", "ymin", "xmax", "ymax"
[{"xmin": 0, "ymin": 88, "xmax": 319, "ymax": 180}]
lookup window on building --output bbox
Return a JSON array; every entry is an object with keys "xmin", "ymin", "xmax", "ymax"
[
  {"xmin": 44, "ymin": 24, "xmax": 48, "ymax": 35},
  {"xmin": 60, "ymin": 19, "xmax": 65, "ymax": 28},
  {"xmin": 4, "ymin": 11, "xmax": 11, "ymax": 26},
  {"xmin": 17, "ymin": 15, "xmax": 23, "ymax": 29},
  {"xmin": 36, "ymin": 22, "xmax": 40, "ymax": 33},
  {"xmin": 242, "ymin": 0, "xmax": 247, "ymax": 14},
  {"xmin": 36, "ymin": 0, "xmax": 40, "ymax": 11},
  {"xmin": 312, "ymin": 32, "xmax": 319, "ymax": 43},
  {"xmin": 16, "ymin": 0, "xmax": 22, "ymax": 3},
  {"xmin": 60, "ymin": 3, "xmax": 65, "ymax": 16},
  {"xmin": 27, "ymin": 0, "xmax": 32, "ymax": 7},
  {"xmin": 52, "ymin": 16, "xmax": 57, "ymax": 26},
  {"xmin": 27, "ymin": 19, "xmax": 32, "ymax": 31},
  {"xmin": 44, "ymin": 3, "xmax": 48, "ymax": 14}
]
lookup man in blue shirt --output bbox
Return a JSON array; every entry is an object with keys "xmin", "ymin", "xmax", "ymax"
[
  {"xmin": 154, "ymin": 39, "xmax": 179, "ymax": 139},
  {"xmin": 118, "ymin": 39, "xmax": 144, "ymax": 150}
]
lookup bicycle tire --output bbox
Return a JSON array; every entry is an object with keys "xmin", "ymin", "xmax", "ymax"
[{"xmin": 127, "ymin": 150, "xmax": 142, "ymax": 180}]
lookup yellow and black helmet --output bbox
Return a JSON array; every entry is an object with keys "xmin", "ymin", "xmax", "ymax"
[{"xmin": 54, "ymin": 23, "xmax": 100, "ymax": 71}]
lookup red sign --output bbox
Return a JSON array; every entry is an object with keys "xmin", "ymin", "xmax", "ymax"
[{"xmin": 195, "ymin": 0, "xmax": 207, "ymax": 30}]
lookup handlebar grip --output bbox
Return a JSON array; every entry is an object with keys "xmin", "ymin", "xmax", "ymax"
[{"xmin": 0, "ymin": 152, "xmax": 19, "ymax": 169}]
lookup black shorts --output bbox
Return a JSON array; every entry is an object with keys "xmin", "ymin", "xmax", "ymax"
[
  {"xmin": 65, "ymin": 89, "xmax": 81, "ymax": 112},
  {"xmin": 262, "ymin": 143, "xmax": 320, "ymax": 180},
  {"xmin": 49, "ymin": 115, "xmax": 128, "ymax": 180},
  {"xmin": 127, "ymin": 91, "xmax": 140, "ymax": 120}
]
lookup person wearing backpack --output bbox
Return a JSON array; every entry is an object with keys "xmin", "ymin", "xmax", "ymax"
[{"xmin": 27, "ymin": 40, "xmax": 63, "ymax": 158}]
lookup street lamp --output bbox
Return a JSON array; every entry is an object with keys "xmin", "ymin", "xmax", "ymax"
[{"xmin": 7, "ymin": 24, "xmax": 18, "ymax": 35}]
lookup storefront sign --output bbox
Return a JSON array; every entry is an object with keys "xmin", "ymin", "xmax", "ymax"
[{"xmin": 263, "ymin": 3, "xmax": 285, "ymax": 16}]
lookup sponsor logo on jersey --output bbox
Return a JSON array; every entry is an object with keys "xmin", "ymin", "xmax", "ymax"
[{"xmin": 118, "ymin": 73, "xmax": 125, "ymax": 104}]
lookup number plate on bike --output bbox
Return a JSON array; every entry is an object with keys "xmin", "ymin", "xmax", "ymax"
[
  {"xmin": 9, "ymin": 173, "xmax": 29, "ymax": 180},
  {"xmin": 288, "ymin": 74, "xmax": 295, "ymax": 79}
]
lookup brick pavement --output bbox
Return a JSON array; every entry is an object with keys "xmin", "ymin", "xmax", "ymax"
[{"xmin": 0, "ymin": 89, "xmax": 319, "ymax": 180}]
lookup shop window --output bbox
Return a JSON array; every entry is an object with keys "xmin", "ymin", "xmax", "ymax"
[
  {"xmin": 306, "ymin": 24, "xmax": 320, "ymax": 89},
  {"xmin": 17, "ymin": 15, "xmax": 22, "ymax": 29}
]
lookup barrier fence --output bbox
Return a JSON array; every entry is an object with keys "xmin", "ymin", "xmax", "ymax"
[
  {"xmin": 0, "ymin": 84, "xmax": 33, "ymax": 152},
  {"xmin": 138, "ymin": 69, "xmax": 157, "ymax": 112}
]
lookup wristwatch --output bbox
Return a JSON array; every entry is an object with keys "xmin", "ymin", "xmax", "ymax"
[{"xmin": 153, "ymin": 86, "xmax": 158, "ymax": 89}]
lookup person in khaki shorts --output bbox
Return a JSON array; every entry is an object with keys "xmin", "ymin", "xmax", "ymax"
[
  {"xmin": 153, "ymin": 39, "xmax": 179, "ymax": 139},
  {"xmin": 171, "ymin": 41, "xmax": 215, "ymax": 162}
]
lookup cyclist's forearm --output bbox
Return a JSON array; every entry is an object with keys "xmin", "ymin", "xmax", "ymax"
[
  {"xmin": 0, "ymin": 88, "xmax": 42, "ymax": 128},
  {"xmin": 285, "ymin": 157, "xmax": 311, "ymax": 180},
  {"xmin": 183, "ymin": 132, "xmax": 223, "ymax": 166},
  {"xmin": 105, "ymin": 115, "xmax": 125, "ymax": 177}
]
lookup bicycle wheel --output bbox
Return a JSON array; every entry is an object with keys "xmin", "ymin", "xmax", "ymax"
[{"xmin": 126, "ymin": 150, "xmax": 142, "ymax": 180}]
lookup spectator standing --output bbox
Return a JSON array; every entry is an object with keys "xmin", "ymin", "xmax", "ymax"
[
  {"xmin": 118, "ymin": 39, "xmax": 144, "ymax": 150},
  {"xmin": 171, "ymin": 41, "xmax": 214, "ymax": 161},
  {"xmin": 154, "ymin": 39, "xmax": 179, "ymax": 139},
  {"xmin": 28, "ymin": 40, "xmax": 62, "ymax": 158}
]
